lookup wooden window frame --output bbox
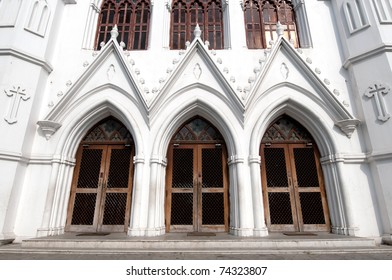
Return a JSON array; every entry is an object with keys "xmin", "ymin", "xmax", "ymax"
[
  {"xmin": 95, "ymin": 0, "xmax": 151, "ymax": 50},
  {"xmin": 170, "ymin": 0, "xmax": 224, "ymax": 50},
  {"xmin": 244, "ymin": 0, "xmax": 299, "ymax": 49}
]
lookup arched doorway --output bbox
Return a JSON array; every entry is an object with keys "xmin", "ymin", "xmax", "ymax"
[
  {"xmin": 260, "ymin": 115, "xmax": 331, "ymax": 232},
  {"xmin": 165, "ymin": 117, "xmax": 229, "ymax": 233},
  {"xmin": 65, "ymin": 117, "xmax": 134, "ymax": 233}
]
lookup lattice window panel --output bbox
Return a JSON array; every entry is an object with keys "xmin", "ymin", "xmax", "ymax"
[
  {"xmin": 71, "ymin": 193, "xmax": 97, "ymax": 225},
  {"xmin": 77, "ymin": 149, "xmax": 103, "ymax": 189},
  {"xmin": 107, "ymin": 149, "xmax": 132, "ymax": 188},
  {"xmin": 268, "ymin": 192, "xmax": 293, "ymax": 224},
  {"xmin": 264, "ymin": 148, "xmax": 288, "ymax": 187},
  {"xmin": 293, "ymin": 148, "xmax": 319, "ymax": 188},
  {"xmin": 299, "ymin": 192, "xmax": 326, "ymax": 224},
  {"xmin": 202, "ymin": 148, "xmax": 223, "ymax": 188},
  {"xmin": 102, "ymin": 193, "xmax": 128, "ymax": 225},
  {"xmin": 202, "ymin": 193, "xmax": 224, "ymax": 225},
  {"xmin": 172, "ymin": 149, "xmax": 194, "ymax": 188},
  {"xmin": 171, "ymin": 193, "xmax": 193, "ymax": 225}
]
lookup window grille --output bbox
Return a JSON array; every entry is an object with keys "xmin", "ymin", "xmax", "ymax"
[
  {"xmin": 95, "ymin": 0, "xmax": 150, "ymax": 50},
  {"xmin": 170, "ymin": 0, "xmax": 224, "ymax": 50},
  {"xmin": 243, "ymin": 0, "xmax": 299, "ymax": 48}
]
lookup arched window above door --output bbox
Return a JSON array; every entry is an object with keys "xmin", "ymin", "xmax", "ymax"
[
  {"xmin": 170, "ymin": 0, "xmax": 224, "ymax": 50},
  {"xmin": 243, "ymin": 0, "xmax": 300, "ymax": 49},
  {"xmin": 172, "ymin": 117, "xmax": 224, "ymax": 142},
  {"xmin": 82, "ymin": 117, "xmax": 134, "ymax": 144},
  {"xmin": 95, "ymin": 0, "xmax": 150, "ymax": 50}
]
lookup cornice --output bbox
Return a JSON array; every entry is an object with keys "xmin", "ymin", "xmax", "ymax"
[
  {"xmin": 343, "ymin": 44, "xmax": 392, "ymax": 69},
  {"xmin": 0, "ymin": 47, "xmax": 53, "ymax": 73}
]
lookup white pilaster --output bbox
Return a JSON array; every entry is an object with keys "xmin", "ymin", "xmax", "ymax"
[
  {"xmin": 249, "ymin": 155, "xmax": 268, "ymax": 236},
  {"xmin": 128, "ymin": 155, "xmax": 147, "ymax": 236}
]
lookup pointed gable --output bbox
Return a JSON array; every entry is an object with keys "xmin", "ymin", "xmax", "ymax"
[
  {"xmin": 149, "ymin": 34, "xmax": 245, "ymax": 125},
  {"xmin": 44, "ymin": 30, "xmax": 148, "ymax": 123},
  {"xmin": 247, "ymin": 36, "xmax": 360, "ymax": 138}
]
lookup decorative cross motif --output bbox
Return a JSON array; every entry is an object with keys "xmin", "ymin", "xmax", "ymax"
[
  {"xmin": 4, "ymin": 86, "xmax": 30, "ymax": 124},
  {"xmin": 365, "ymin": 83, "xmax": 391, "ymax": 122}
]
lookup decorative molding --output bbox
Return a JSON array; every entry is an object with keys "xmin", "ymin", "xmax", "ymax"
[
  {"xmin": 25, "ymin": 0, "xmax": 51, "ymax": 37},
  {"xmin": 367, "ymin": 149, "xmax": 392, "ymax": 161},
  {"xmin": 228, "ymin": 155, "xmax": 245, "ymax": 165},
  {"xmin": 0, "ymin": 47, "xmax": 53, "ymax": 73},
  {"xmin": 4, "ymin": 86, "xmax": 30, "ymax": 124},
  {"xmin": 193, "ymin": 63, "xmax": 202, "ymax": 80},
  {"xmin": 37, "ymin": 120, "xmax": 62, "ymax": 140},
  {"xmin": 222, "ymin": 0, "xmax": 229, "ymax": 11},
  {"xmin": 165, "ymin": 1, "xmax": 171, "ymax": 12},
  {"xmin": 343, "ymin": 44, "xmax": 392, "ymax": 69},
  {"xmin": 133, "ymin": 155, "xmax": 146, "ymax": 164},
  {"xmin": 107, "ymin": 64, "xmax": 116, "ymax": 81},
  {"xmin": 194, "ymin": 23, "xmax": 202, "ymax": 39},
  {"xmin": 0, "ymin": 0, "xmax": 22, "ymax": 27},
  {"xmin": 150, "ymin": 156, "xmax": 167, "ymax": 167},
  {"xmin": 248, "ymin": 155, "xmax": 261, "ymax": 164},
  {"xmin": 280, "ymin": 62, "xmax": 289, "ymax": 80},
  {"xmin": 343, "ymin": 0, "xmax": 370, "ymax": 35},
  {"xmin": 364, "ymin": 83, "xmax": 391, "ymax": 122},
  {"xmin": 373, "ymin": 0, "xmax": 392, "ymax": 23},
  {"xmin": 335, "ymin": 119, "xmax": 361, "ymax": 138}
]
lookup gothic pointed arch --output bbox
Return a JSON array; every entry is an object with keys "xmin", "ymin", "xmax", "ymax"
[
  {"xmin": 95, "ymin": 0, "xmax": 151, "ymax": 50},
  {"xmin": 165, "ymin": 116, "xmax": 229, "ymax": 233},
  {"xmin": 170, "ymin": 0, "xmax": 224, "ymax": 50},
  {"xmin": 259, "ymin": 115, "xmax": 331, "ymax": 232},
  {"xmin": 243, "ymin": 0, "xmax": 299, "ymax": 48},
  {"xmin": 65, "ymin": 116, "xmax": 135, "ymax": 233}
]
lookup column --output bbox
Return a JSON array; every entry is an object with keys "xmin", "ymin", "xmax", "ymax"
[
  {"xmin": 249, "ymin": 155, "xmax": 268, "ymax": 236},
  {"xmin": 228, "ymin": 155, "xmax": 254, "ymax": 236},
  {"xmin": 128, "ymin": 155, "xmax": 147, "ymax": 236},
  {"xmin": 145, "ymin": 156, "xmax": 167, "ymax": 236}
]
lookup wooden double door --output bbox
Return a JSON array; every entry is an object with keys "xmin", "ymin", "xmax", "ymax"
[
  {"xmin": 260, "ymin": 143, "xmax": 330, "ymax": 232},
  {"xmin": 66, "ymin": 144, "xmax": 134, "ymax": 232},
  {"xmin": 166, "ymin": 144, "xmax": 229, "ymax": 232}
]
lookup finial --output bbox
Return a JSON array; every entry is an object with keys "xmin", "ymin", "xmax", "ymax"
[
  {"xmin": 111, "ymin": 25, "xmax": 119, "ymax": 39},
  {"xmin": 276, "ymin": 21, "xmax": 284, "ymax": 37},
  {"xmin": 194, "ymin": 24, "xmax": 202, "ymax": 39}
]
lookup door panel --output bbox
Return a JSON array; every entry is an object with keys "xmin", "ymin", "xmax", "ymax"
[
  {"xmin": 199, "ymin": 145, "xmax": 227, "ymax": 232},
  {"xmin": 66, "ymin": 144, "xmax": 133, "ymax": 232},
  {"xmin": 99, "ymin": 145, "xmax": 133, "ymax": 232},
  {"xmin": 261, "ymin": 143, "xmax": 330, "ymax": 232},
  {"xmin": 166, "ymin": 144, "xmax": 228, "ymax": 232}
]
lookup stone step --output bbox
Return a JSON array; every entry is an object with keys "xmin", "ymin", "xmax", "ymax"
[{"xmin": 21, "ymin": 234, "xmax": 377, "ymax": 251}]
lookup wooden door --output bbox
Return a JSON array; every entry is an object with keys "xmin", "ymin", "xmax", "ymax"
[
  {"xmin": 166, "ymin": 144, "xmax": 229, "ymax": 232},
  {"xmin": 261, "ymin": 143, "xmax": 330, "ymax": 232},
  {"xmin": 66, "ymin": 144, "xmax": 134, "ymax": 232}
]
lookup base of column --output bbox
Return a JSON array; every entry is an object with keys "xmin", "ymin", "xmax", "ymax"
[
  {"xmin": 332, "ymin": 226, "xmax": 358, "ymax": 236},
  {"xmin": 36, "ymin": 227, "xmax": 64, "ymax": 237},
  {"xmin": 230, "ymin": 227, "xmax": 254, "ymax": 237},
  {"xmin": 253, "ymin": 227, "xmax": 269, "ymax": 237}
]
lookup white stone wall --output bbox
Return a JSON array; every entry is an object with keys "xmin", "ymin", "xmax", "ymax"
[{"xmin": 0, "ymin": 0, "xmax": 390, "ymax": 241}]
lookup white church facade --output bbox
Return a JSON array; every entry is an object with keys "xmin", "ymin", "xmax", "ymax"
[{"xmin": 0, "ymin": 0, "xmax": 392, "ymax": 243}]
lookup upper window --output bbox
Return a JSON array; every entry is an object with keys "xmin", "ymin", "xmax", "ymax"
[
  {"xmin": 170, "ymin": 0, "xmax": 224, "ymax": 50},
  {"xmin": 95, "ymin": 0, "xmax": 150, "ymax": 50},
  {"xmin": 244, "ymin": 0, "xmax": 299, "ymax": 49}
]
